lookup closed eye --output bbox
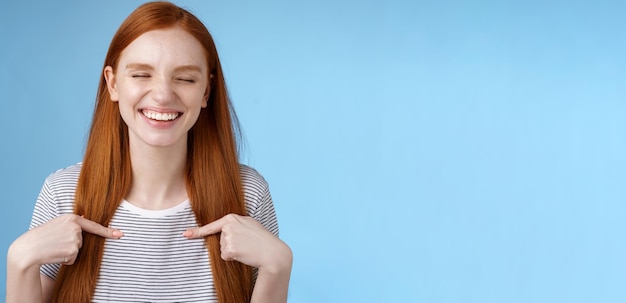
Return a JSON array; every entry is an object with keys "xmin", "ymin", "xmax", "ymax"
[
  {"xmin": 176, "ymin": 78, "xmax": 196, "ymax": 83},
  {"xmin": 132, "ymin": 74, "xmax": 150, "ymax": 78}
]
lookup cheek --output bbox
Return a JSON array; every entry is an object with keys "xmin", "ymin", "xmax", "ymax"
[
  {"xmin": 185, "ymin": 92, "xmax": 210, "ymax": 110},
  {"xmin": 115, "ymin": 88, "xmax": 144, "ymax": 123},
  {"xmin": 117, "ymin": 96, "xmax": 137, "ymax": 121},
  {"xmin": 116, "ymin": 85, "xmax": 146, "ymax": 105}
]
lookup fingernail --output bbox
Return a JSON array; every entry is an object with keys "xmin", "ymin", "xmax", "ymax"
[
  {"xmin": 112, "ymin": 230, "xmax": 123, "ymax": 238},
  {"xmin": 183, "ymin": 230, "xmax": 193, "ymax": 238}
]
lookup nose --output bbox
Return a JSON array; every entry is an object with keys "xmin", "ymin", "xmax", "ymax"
[{"xmin": 151, "ymin": 77, "xmax": 176, "ymax": 104}]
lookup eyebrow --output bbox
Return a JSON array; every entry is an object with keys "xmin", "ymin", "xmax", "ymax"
[
  {"xmin": 125, "ymin": 63, "xmax": 153, "ymax": 71},
  {"xmin": 174, "ymin": 65, "xmax": 203, "ymax": 73},
  {"xmin": 124, "ymin": 63, "xmax": 203, "ymax": 73}
]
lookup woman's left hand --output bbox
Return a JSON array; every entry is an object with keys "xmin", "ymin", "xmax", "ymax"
[{"xmin": 183, "ymin": 214, "xmax": 292, "ymax": 272}]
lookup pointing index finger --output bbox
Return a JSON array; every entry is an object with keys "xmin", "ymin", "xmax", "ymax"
[
  {"xmin": 76, "ymin": 216, "xmax": 123, "ymax": 239},
  {"xmin": 184, "ymin": 216, "xmax": 227, "ymax": 239}
]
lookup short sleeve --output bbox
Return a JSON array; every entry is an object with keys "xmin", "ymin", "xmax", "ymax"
[
  {"xmin": 30, "ymin": 178, "xmax": 63, "ymax": 279},
  {"xmin": 241, "ymin": 166, "xmax": 279, "ymax": 238},
  {"xmin": 29, "ymin": 164, "xmax": 81, "ymax": 280}
]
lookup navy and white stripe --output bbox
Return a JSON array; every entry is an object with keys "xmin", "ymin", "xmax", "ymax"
[{"xmin": 30, "ymin": 163, "xmax": 279, "ymax": 303}]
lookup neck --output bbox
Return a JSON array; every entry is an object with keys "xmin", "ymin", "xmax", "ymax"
[{"xmin": 126, "ymin": 141, "xmax": 188, "ymax": 210}]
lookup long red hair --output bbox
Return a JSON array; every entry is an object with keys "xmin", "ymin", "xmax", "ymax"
[{"xmin": 51, "ymin": 2, "xmax": 252, "ymax": 302}]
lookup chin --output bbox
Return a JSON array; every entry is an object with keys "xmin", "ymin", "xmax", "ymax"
[{"xmin": 139, "ymin": 136, "xmax": 187, "ymax": 149}]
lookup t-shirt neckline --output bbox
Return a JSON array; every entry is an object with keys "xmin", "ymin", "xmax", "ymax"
[{"xmin": 120, "ymin": 199, "xmax": 190, "ymax": 218}]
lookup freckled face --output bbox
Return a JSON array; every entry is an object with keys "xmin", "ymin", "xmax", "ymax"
[{"xmin": 104, "ymin": 26, "xmax": 210, "ymax": 150}]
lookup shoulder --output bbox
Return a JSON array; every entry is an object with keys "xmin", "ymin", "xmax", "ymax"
[
  {"xmin": 31, "ymin": 163, "xmax": 82, "ymax": 228},
  {"xmin": 45, "ymin": 162, "xmax": 82, "ymax": 184},
  {"xmin": 240, "ymin": 164, "xmax": 272, "ymax": 212},
  {"xmin": 240, "ymin": 164, "xmax": 269, "ymax": 194},
  {"xmin": 41, "ymin": 162, "xmax": 82, "ymax": 200}
]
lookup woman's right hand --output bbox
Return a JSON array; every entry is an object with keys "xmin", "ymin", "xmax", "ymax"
[{"xmin": 8, "ymin": 214, "xmax": 123, "ymax": 270}]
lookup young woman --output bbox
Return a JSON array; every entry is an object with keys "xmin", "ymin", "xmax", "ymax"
[{"xmin": 6, "ymin": 2, "xmax": 292, "ymax": 302}]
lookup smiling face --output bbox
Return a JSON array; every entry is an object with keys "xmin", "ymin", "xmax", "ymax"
[{"xmin": 104, "ymin": 26, "xmax": 210, "ymax": 151}]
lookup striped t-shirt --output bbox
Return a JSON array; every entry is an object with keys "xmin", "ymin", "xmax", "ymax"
[{"xmin": 30, "ymin": 163, "xmax": 279, "ymax": 303}]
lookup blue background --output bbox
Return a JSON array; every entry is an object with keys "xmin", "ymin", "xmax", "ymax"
[{"xmin": 1, "ymin": 0, "xmax": 625, "ymax": 302}]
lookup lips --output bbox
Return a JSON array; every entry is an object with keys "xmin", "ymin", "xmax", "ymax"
[{"xmin": 141, "ymin": 109, "xmax": 180, "ymax": 121}]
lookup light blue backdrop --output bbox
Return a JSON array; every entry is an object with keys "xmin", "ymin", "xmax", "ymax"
[{"xmin": 1, "ymin": 0, "xmax": 625, "ymax": 302}]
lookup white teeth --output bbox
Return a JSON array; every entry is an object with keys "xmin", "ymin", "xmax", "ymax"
[{"xmin": 142, "ymin": 110, "xmax": 179, "ymax": 121}]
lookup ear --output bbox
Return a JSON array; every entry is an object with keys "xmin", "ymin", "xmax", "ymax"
[
  {"xmin": 202, "ymin": 74, "xmax": 214, "ymax": 108},
  {"xmin": 104, "ymin": 66, "xmax": 119, "ymax": 102}
]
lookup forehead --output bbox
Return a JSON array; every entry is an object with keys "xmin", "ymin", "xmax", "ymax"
[{"xmin": 118, "ymin": 27, "xmax": 208, "ymax": 70}]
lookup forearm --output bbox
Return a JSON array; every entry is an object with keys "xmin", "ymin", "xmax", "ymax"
[
  {"xmin": 250, "ymin": 245, "xmax": 292, "ymax": 303},
  {"xmin": 251, "ymin": 266, "xmax": 292, "ymax": 303},
  {"xmin": 6, "ymin": 244, "xmax": 44, "ymax": 303}
]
